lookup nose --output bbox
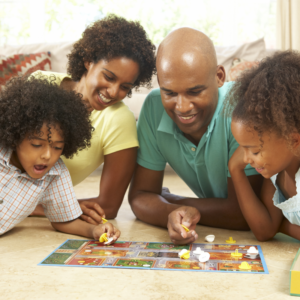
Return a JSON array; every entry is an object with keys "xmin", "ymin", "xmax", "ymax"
[
  {"xmin": 243, "ymin": 151, "xmax": 253, "ymax": 165},
  {"xmin": 107, "ymin": 84, "xmax": 119, "ymax": 99},
  {"xmin": 175, "ymin": 95, "xmax": 193, "ymax": 114},
  {"xmin": 41, "ymin": 146, "xmax": 51, "ymax": 161}
]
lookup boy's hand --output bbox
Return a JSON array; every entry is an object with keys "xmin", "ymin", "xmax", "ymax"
[
  {"xmin": 92, "ymin": 222, "xmax": 121, "ymax": 244},
  {"xmin": 228, "ymin": 146, "xmax": 248, "ymax": 174},
  {"xmin": 79, "ymin": 200, "xmax": 105, "ymax": 225},
  {"xmin": 167, "ymin": 206, "xmax": 200, "ymax": 245}
]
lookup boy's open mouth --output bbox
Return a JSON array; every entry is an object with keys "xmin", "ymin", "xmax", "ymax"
[{"xmin": 34, "ymin": 164, "xmax": 47, "ymax": 171}]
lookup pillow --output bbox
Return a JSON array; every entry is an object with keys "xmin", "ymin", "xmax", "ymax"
[
  {"xmin": 0, "ymin": 52, "xmax": 51, "ymax": 90},
  {"xmin": 227, "ymin": 58, "xmax": 259, "ymax": 82}
]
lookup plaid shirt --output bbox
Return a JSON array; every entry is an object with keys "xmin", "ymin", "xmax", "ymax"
[{"xmin": 0, "ymin": 147, "xmax": 82, "ymax": 235}]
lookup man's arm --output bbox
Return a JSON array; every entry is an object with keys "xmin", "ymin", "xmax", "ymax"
[{"xmin": 129, "ymin": 164, "xmax": 263, "ymax": 230}]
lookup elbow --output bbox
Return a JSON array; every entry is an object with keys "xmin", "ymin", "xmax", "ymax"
[
  {"xmin": 128, "ymin": 190, "xmax": 143, "ymax": 219},
  {"xmin": 105, "ymin": 207, "xmax": 120, "ymax": 220},
  {"xmin": 254, "ymin": 231, "xmax": 276, "ymax": 242}
]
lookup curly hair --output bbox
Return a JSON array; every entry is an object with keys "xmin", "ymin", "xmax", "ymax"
[
  {"xmin": 67, "ymin": 14, "xmax": 156, "ymax": 97},
  {"xmin": 0, "ymin": 75, "xmax": 93, "ymax": 158},
  {"xmin": 226, "ymin": 50, "xmax": 300, "ymax": 145}
]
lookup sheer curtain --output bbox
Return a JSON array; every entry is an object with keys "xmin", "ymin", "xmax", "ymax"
[{"xmin": 276, "ymin": 0, "xmax": 300, "ymax": 51}]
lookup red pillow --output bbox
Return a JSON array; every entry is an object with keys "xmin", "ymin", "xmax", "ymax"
[
  {"xmin": 228, "ymin": 58, "xmax": 259, "ymax": 82},
  {"xmin": 0, "ymin": 52, "xmax": 51, "ymax": 90}
]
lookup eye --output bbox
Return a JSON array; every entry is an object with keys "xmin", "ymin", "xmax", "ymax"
[
  {"xmin": 165, "ymin": 92, "xmax": 175, "ymax": 96},
  {"xmin": 121, "ymin": 85, "xmax": 131, "ymax": 91},
  {"xmin": 189, "ymin": 90, "xmax": 202, "ymax": 95},
  {"xmin": 104, "ymin": 74, "xmax": 113, "ymax": 81},
  {"xmin": 31, "ymin": 144, "xmax": 41, "ymax": 148},
  {"xmin": 55, "ymin": 147, "xmax": 63, "ymax": 150},
  {"xmin": 252, "ymin": 152, "xmax": 260, "ymax": 155}
]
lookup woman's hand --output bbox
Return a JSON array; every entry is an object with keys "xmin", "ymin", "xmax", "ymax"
[
  {"xmin": 93, "ymin": 222, "xmax": 121, "ymax": 244},
  {"xmin": 228, "ymin": 146, "xmax": 248, "ymax": 174},
  {"xmin": 79, "ymin": 200, "xmax": 106, "ymax": 225}
]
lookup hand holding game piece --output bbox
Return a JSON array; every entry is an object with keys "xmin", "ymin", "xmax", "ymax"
[
  {"xmin": 93, "ymin": 222, "xmax": 120, "ymax": 245},
  {"xmin": 167, "ymin": 206, "xmax": 200, "ymax": 245},
  {"xmin": 181, "ymin": 224, "xmax": 190, "ymax": 232},
  {"xmin": 79, "ymin": 200, "xmax": 106, "ymax": 225}
]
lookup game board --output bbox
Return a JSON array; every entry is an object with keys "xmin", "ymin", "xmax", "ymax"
[{"xmin": 39, "ymin": 239, "xmax": 269, "ymax": 273}]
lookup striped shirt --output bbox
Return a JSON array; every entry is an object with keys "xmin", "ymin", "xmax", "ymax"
[{"xmin": 0, "ymin": 147, "xmax": 82, "ymax": 235}]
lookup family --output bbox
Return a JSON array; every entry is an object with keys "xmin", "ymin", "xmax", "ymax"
[{"xmin": 1, "ymin": 15, "xmax": 299, "ymax": 243}]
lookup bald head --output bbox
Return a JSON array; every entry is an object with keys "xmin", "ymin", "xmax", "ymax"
[{"xmin": 157, "ymin": 27, "xmax": 217, "ymax": 77}]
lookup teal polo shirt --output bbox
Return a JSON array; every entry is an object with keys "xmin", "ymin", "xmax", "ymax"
[{"xmin": 137, "ymin": 82, "xmax": 258, "ymax": 199}]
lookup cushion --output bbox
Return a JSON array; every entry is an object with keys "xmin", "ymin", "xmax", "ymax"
[
  {"xmin": 227, "ymin": 58, "xmax": 259, "ymax": 82},
  {"xmin": 0, "ymin": 52, "xmax": 51, "ymax": 90},
  {"xmin": 215, "ymin": 38, "xmax": 266, "ymax": 80}
]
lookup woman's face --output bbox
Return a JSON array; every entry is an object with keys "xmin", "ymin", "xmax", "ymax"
[{"xmin": 82, "ymin": 57, "xmax": 139, "ymax": 111}]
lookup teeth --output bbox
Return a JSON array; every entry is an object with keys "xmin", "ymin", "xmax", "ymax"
[
  {"xmin": 181, "ymin": 115, "xmax": 194, "ymax": 120},
  {"xmin": 99, "ymin": 93, "xmax": 112, "ymax": 103}
]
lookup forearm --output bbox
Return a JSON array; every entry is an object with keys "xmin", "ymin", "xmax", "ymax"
[
  {"xmin": 230, "ymin": 170, "xmax": 280, "ymax": 240},
  {"xmin": 165, "ymin": 193, "xmax": 249, "ymax": 230},
  {"xmin": 279, "ymin": 218, "xmax": 300, "ymax": 241},
  {"xmin": 51, "ymin": 218, "xmax": 96, "ymax": 238},
  {"xmin": 130, "ymin": 191, "xmax": 182, "ymax": 228}
]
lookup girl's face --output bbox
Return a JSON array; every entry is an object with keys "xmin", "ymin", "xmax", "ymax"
[
  {"xmin": 81, "ymin": 57, "xmax": 139, "ymax": 111},
  {"xmin": 231, "ymin": 121, "xmax": 296, "ymax": 179},
  {"xmin": 11, "ymin": 123, "xmax": 64, "ymax": 179}
]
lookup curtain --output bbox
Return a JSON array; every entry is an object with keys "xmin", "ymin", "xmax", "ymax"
[{"xmin": 276, "ymin": 0, "xmax": 300, "ymax": 50}]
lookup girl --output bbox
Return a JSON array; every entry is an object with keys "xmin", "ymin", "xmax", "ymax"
[
  {"xmin": 0, "ymin": 75, "xmax": 120, "ymax": 241},
  {"xmin": 228, "ymin": 50, "xmax": 300, "ymax": 241}
]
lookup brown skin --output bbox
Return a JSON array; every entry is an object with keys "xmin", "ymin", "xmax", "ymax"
[
  {"xmin": 10, "ymin": 123, "xmax": 120, "ymax": 241},
  {"xmin": 31, "ymin": 57, "xmax": 139, "ymax": 222},
  {"xmin": 229, "ymin": 121, "xmax": 300, "ymax": 241},
  {"xmin": 129, "ymin": 28, "xmax": 263, "ymax": 245}
]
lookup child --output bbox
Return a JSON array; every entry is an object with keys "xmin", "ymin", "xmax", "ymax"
[
  {"xmin": 227, "ymin": 50, "xmax": 300, "ymax": 241},
  {"xmin": 0, "ymin": 75, "xmax": 120, "ymax": 242}
]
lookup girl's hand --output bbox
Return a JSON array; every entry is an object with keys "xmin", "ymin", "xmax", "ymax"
[
  {"xmin": 92, "ymin": 222, "xmax": 121, "ymax": 244},
  {"xmin": 229, "ymin": 146, "xmax": 248, "ymax": 174},
  {"xmin": 79, "ymin": 200, "xmax": 105, "ymax": 225}
]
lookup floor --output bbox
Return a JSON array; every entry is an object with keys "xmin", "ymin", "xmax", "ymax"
[{"xmin": 0, "ymin": 168, "xmax": 299, "ymax": 300}]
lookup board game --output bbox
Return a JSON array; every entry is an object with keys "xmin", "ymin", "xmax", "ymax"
[{"xmin": 39, "ymin": 239, "xmax": 269, "ymax": 274}]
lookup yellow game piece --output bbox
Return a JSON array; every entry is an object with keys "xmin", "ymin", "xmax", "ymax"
[
  {"xmin": 226, "ymin": 237, "xmax": 236, "ymax": 244},
  {"xmin": 179, "ymin": 250, "xmax": 190, "ymax": 259},
  {"xmin": 99, "ymin": 233, "xmax": 108, "ymax": 243},
  {"xmin": 102, "ymin": 218, "xmax": 108, "ymax": 224},
  {"xmin": 231, "ymin": 249, "xmax": 243, "ymax": 258},
  {"xmin": 181, "ymin": 224, "xmax": 190, "ymax": 232},
  {"xmin": 239, "ymin": 262, "xmax": 251, "ymax": 270}
]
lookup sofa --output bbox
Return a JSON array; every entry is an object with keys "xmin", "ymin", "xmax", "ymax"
[{"xmin": 0, "ymin": 38, "xmax": 277, "ymax": 119}]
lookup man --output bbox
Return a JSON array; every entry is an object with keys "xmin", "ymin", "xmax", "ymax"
[{"xmin": 129, "ymin": 28, "xmax": 262, "ymax": 245}]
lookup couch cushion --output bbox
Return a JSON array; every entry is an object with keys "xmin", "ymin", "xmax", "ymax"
[
  {"xmin": 0, "ymin": 52, "xmax": 51, "ymax": 90},
  {"xmin": 227, "ymin": 58, "xmax": 259, "ymax": 82}
]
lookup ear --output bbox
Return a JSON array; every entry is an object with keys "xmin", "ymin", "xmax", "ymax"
[
  {"xmin": 216, "ymin": 65, "xmax": 226, "ymax": 88},
  {"xmin": 290, "ymin": 132, "xmax": 300, "ymax": 150},
  {"xmin": 84, "ymin": 61, "xmax": 92, "ymax": 71}
]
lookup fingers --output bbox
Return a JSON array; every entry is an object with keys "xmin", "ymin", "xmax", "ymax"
[
  {"xmin": 79, "ymin": 201, "xmax": 105, "ymax": 224},
  {"xmin": 79, "ymin": 214, "xmax": 99, "ymax": 225}
]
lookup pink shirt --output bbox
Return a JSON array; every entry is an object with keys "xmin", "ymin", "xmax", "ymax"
[{"xmin": 0, "ymin": 147, "xmax": 82, "ymax": 235}]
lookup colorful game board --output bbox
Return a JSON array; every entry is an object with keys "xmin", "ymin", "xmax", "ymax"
[{"xmin": 39, "ymin": 240, "xmax": 269, "ymax": 274}]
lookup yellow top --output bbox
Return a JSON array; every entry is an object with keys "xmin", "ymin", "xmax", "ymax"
[{"xmin": 31, "ymin": 71, "xmax": 139, "ymax": 186}]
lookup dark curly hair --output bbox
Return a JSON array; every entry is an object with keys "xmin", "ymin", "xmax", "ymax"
[
  {"xmin": 67, "ymin": 14, "xmax": 156, "ymax": 97},
  {"xmin": 0, "ymin": 75, "xmax": 93, "ymax": 158},
  {"xmin": 226, "ymin": 50, "xmax": 300, "ymax": 146}
]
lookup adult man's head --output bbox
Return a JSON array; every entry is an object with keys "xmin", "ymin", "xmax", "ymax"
[{"xmin": 156, "ymin": 28, "xmax": 225, "ymax": 145}]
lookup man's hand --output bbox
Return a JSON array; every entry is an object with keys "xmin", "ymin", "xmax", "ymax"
[
  {"xmin": 79, "ymin": 200, "xmax": 106, "ymax": 225},
  {"xmin": 228, "ymin": 146, "xmax": 248, "ymax": 174},
  {"xmin": 167, "ymin": 206, "xmax": 200, "ymax": 245}
]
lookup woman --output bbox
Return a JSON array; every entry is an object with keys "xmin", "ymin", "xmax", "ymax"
[{"xmin": 31, "ymin": 15, "xmax": 156, "ymax": 224}]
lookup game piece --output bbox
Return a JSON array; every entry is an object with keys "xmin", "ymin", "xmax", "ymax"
[
  {"xmin": 39, "ymin": 239, "xmax": 269, "ymax": 274},
  {"xmin": 99, "ymin": 233, "xmax": 108, "ymax": 243},
  {"xmin": 205, "ymin": 235, "xmax": 215, "ymax": 243},
  {"xmin": 226, "ymin": 237, "xmax": 236, "ymax": 244},
  {"xmin": 104, "ymin": 237, "xmax": 114, "ymax": 245},
  {"xmin": 239, "ymin": 262, "xmax": 251, "ymax": 270},
  {"xmin": 178, "ymin": 249, "xmax": 190, "ymax": 259},
  {"xmin": 231, "ymin": 249, "xmax": 243, "ymax": 258},
  {"xmin": 181, "ymin": 224, "xmax": 189, "ymax": 232},
  {"xmin": 290, "ymin": 248, "xmax": 300, "ymax": 296},
  {"xmin": 199, "ymin": 252, "xmax": 210, "ymax": 263},
  {"xmin": 193, "ymin": 247, "xmax": 203, "ymax": 255},
  {"xmin": 102, "ymin": 217, "xmax": 108, "ymax": 224},
  {"xmin": 247, "ymin": 246, "xmax": 259, "ymax": 259}
]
